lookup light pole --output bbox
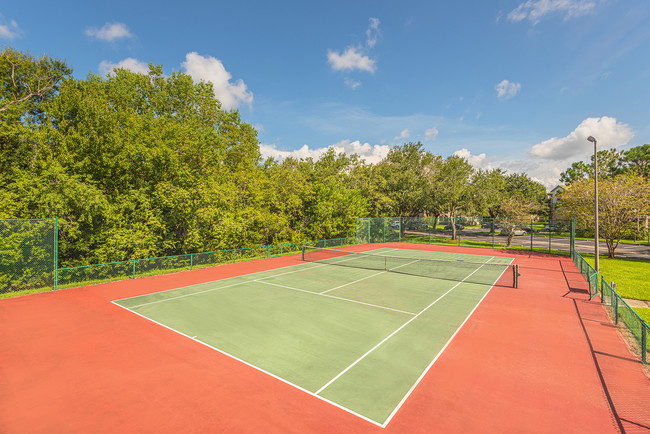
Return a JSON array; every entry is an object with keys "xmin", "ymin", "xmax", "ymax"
[{"xmin": 587, "ymin": 136, "xmax": 599, "ymax": 273}]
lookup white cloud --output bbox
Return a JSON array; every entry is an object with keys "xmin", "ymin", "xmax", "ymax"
[
  {"xmin": 454, "ymin": 148, "xmax": 492, "ymax": 168},
  {"xmin": 495, "ymin": 80, "xmax": 521, "ymax": 99},
  {"xmin": 453, "ymin": 116, "xmax": 636, "ymax": 189},
  {"xmin": 528, "ymin": 116, "xmax": 634, "ymax": 160},
  {"xmin": 85, "ymin": 22, "xmax": 133, "ymax": 41},
  {"xmin": 507, "ymin": 0, "xmax": 597, "ymax": 25},
  {"xmin": 327, "ymin": 18, "xmax": 380, "ymax": 76},
  {"xmin": 366, "ymin": 18, "xmax": 381, "ymax": 48},
  {"xmin": 99, "ymin": 58, "xmax": 150, "ymax": 76},
  {"xmin": 182, "ymin": 52, "xmax": 253, "ymax": 110},
  {"xmin": 260, "ymin": 139, "xmax": 390, "ymax": 165},
  {"xmin": 327, "ymin": 47, "xmax": 377, "ymax": 73},
  {"xmin": 0, "ymin": 16, "xmax": 21, "ymax": 39},
  {"xmin": 425, "ymin": 127, "xmax": 439, "ymax": 141},
  {"xmin": 394, "ymin": 129, "xmax": 410, "ymax": 141},
  {"xmin": 344, "ymin": 77, "xmax": 361, "ymax": 89}
]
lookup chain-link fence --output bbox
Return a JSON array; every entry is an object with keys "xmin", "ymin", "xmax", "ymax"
[
  {"xmin": 0, "ymin": 218, "xmax": 57, "ymax": 294},
  {"xmin": 357, "ymin": 216, "xmax": 574, "ymax": 255},
  {"xmin": 55, "ymin": 237, "xmax": 356, "ymax": 291},
  {"xmin": 1, "ymin": 218, "xmax": 355, "ymax": 297}
]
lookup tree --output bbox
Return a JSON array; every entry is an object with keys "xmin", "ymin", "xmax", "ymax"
[
  {"xmin": 375, "ymin": 142, "xmax": 437, "ymax": 218},
  {"xmin": 470, "ymin": 168, "xmax": 507, "ymax": 218},
  {"xmin": 621, "ymin": 144, "xmax": 650, "ymax": 180},
  {"xmin": 0, "ymin": 47, "xmax": 72, "ymax": 115},
  {"xmin": 433, "ymin": 155, "xmax": 474, "ymax": 240},
  {"xmin": 559, "ymin": 149, "xmax": 623, "ymax": 184},
  {"xmin": 559, "ymin": 174, "xmax": 650, "ymax": 258}
]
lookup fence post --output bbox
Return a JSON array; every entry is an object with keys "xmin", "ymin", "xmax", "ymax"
[
  {"xmin": 54, "ymin": 217, "xmax": 59, "ymax": 290},
  {"xmin": 642, "ymin": 325, "xmax": 647, "ymax": 364},
  {"xmin": 530, "ymin": 218, "xmax": 533, "ymax": 252},
  {"xmin": 491, "ymin": 220, "xmax": 495, "ymax": 248},
  {"xmin": 614, "ymin": 292, "xmax": 619, "ymax": 325},
  {"xmin": 132, "ymin": 259, "xmax": 136, "ymax": 279},
  {"xmin": 190, "ymin": 254, "xmax": 193, "ymax": 271},
  {"xmin": 267, "ymin": 245, "xmax": 270, "ymax": 258}
]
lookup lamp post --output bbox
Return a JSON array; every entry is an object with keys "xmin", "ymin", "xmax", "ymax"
[{"xmin": 587, "ymin": 136, "xmax": 599, "ymax": 273}]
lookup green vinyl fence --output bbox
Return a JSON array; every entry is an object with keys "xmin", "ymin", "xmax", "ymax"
[
  {"xmin": 571, "ymin": 250, "xmax": 649, "ymax": 364},
  {"xmin": 0, "ymin": 217, "xmax": 355, "ymax": 296}
]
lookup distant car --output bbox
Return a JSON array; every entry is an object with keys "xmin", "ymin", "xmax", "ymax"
[
  {"xmin": 501, "ymin": 228, "xmax": 526, "ymax": 236},
  {"xmin": 444, "ymin": 223, "xmax": 464, "ymax": 231},
  {"xmin": 481, "ymin": 222, "xmax": 500, "ymax": 229},
  {"xmin": 390, "ymin": 220, "xmax": 400, "ymax": 228},
  {"xmin": 523, "ymin": 226, "xmax": 541, "ymax": 233}
]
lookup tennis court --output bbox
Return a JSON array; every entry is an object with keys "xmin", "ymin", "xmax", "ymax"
[{"xmin": 113, "ymin": 247, "xmax": 514, "ymax": 426}]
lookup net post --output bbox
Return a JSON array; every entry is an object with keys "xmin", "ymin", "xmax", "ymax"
[{"xmin": 515, "ymin": 264, "xmax": 519, "ymax": 288}]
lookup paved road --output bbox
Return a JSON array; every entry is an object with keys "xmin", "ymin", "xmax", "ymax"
[{"xmin": 405, "ymin": 228, "xmax": 650, "ymax": 261}]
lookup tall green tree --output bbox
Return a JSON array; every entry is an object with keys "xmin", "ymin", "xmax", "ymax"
[
  {"xmin": 376, "ymin": 142, "xmax": 437, "ymax": 218},
  {"xmin": 621, "ymin": 144, "xmax": 650, "ymax": 180},
  {"xmin": 559, "ymin": 174, "xmax": 650, "ymax": 258},
  {"xmin": 433, "ymin": 155, "xmax": 474, "ymax": 240}
]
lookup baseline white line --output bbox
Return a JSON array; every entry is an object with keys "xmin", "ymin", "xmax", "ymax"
[
  {"xmin": 109, "ymin": 301, "xmax": 385, "ymax": 428},
  {"xmin": 314, "ymin": 257, "xmax": 494, "ymax": 396},
  {"xmin": 255, "ymin": 280, "xmax": 416, "ymax": 316}
]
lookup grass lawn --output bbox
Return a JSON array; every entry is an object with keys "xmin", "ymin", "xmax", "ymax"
[
  {"xmin": 636, "ymin": 308, "xmax": 650, "ymax": 324},
  {"xmin": 583, "ymin": 255, "xmax": 650, "ymax": 301}
]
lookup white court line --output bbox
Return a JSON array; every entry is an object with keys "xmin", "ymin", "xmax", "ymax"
[
  {"xmin": 380, "ymin": 257, "xmax": 512, "ymax": 428},
  {"xmin": 109, "ymin": 300, "xmax": 385, "ymax": 428},
  {"xmin": 255, "ymin": 280, "xmax": 416, "ymax": 316},
  {"xmin": 314, "ymin": 256, "xmax": 495, "ymax": 396},
  {"xmin": 320, "ymin": 256, "xmax": 420, "ymax": 294}
]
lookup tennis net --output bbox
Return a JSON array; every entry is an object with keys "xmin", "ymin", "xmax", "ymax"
[{"xmin": 302, "ymin": 247, "xmax": 517, "ymax": 288}]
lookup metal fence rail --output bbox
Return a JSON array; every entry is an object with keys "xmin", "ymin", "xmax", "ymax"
[
  {"xmin": 600, "ymin": 278, "xmax": 649, "ymax": 364},
  {"xmin": 571, "ymin": 250, "xmax": 649, "ymax": 364}
]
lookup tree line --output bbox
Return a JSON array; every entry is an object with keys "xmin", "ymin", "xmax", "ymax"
[
  {"xmin": 1, "ymin": 47, "xmax": 553, "ymax": 267},
  {"xmin": 557, "ymin": 144, "xmax": 650, "ymax": 258}
]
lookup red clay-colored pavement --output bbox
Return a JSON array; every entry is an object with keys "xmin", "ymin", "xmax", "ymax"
[{"xmin": 1, "ymin": 243, "xmax": 648, "ymax": 433}]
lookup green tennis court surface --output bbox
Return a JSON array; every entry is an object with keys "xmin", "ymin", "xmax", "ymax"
[{"xmin": 113, "ymin": 248, "xmax": 514, "ymax": 426}]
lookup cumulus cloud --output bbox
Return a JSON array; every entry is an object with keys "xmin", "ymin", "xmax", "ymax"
[
  {"xmin": 85, "ymin": 22, "xmax": 133, "ymax": 41},
  {"xmin": 327, "ymin": 47, "xmax": 377, "ymax": 73},
  {"xmin": 0, "ymin": 16, "xmax": 21, "ymax": 39},
  {"xmin": 507, "ymin": 0, "xmax": 597, "ymax": 25},
  {"xmin": 182, "ymin": 52, "xmax": 253, "ymax": 110},
  {"xmin": 495, "ymin": 80, "xmax": 521, "ymax": 99},
  {"xmin": 260, "ymin": 139, "xmax": 390, "ymax": 165},
  {"xmin": 328, "ymin": 18, "xmax": 380, "ymax": 76},
  {"xmin": 425, "ymin": 127, "xmax": 439, "ymax": 141},
  {"xmin": 528, "ymin": 116, "xmax": 634, "ymax": 160},
  {"xmin": 99, "ymin": 58, "xmax": 150, "ymax": 76},
  {"xmin": 455, "ymin": 116, "xmax": 636, "ymax": 189}
]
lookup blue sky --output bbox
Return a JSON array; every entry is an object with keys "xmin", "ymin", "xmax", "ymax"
[{"xmin": 2, "ymin": 0, "xmax": 649, "ymax": 188}]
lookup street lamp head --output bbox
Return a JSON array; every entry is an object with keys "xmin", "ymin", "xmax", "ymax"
[{"xmin": 587, "ymin": 136, "xmax": 596, "ymax": 143}]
